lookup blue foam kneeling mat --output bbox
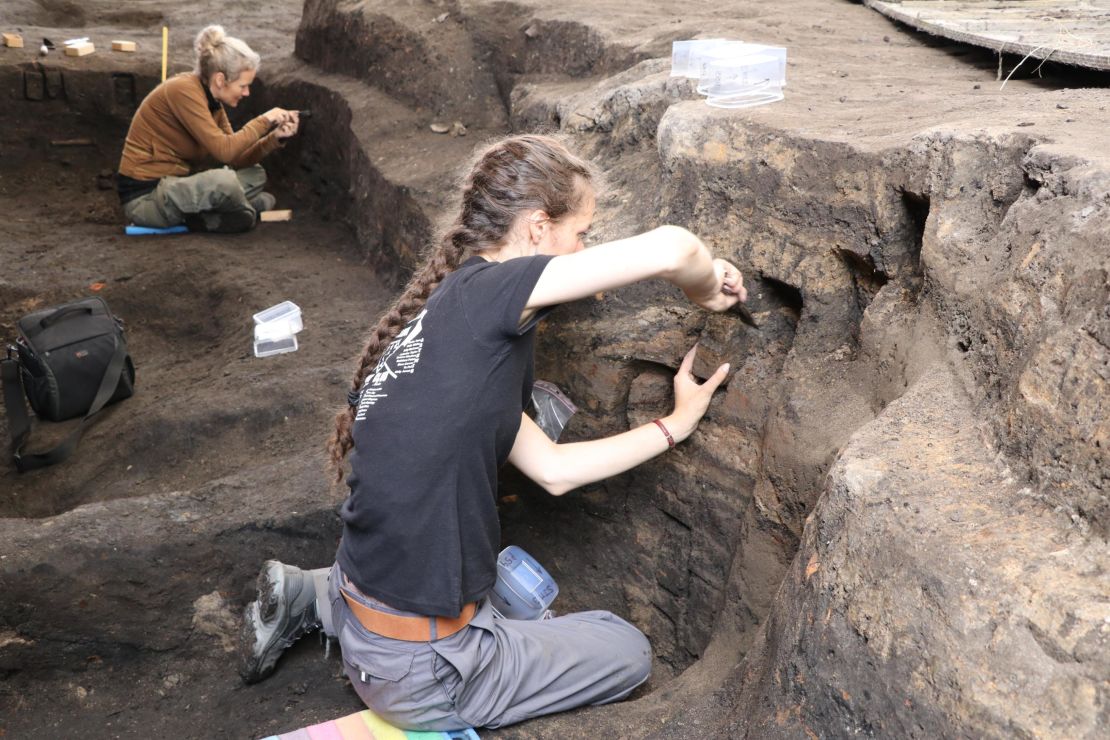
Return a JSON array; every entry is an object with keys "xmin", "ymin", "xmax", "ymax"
[{"xmin": 125, "ymin": 224, "xmax": 189, "ymax": 236}]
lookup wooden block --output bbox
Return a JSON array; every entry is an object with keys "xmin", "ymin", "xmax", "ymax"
[
  {"xmin": 3, "ymin": 33, "xmax": 24, "ymax": 49},
  {"xmin": 64, "ymin": 42, "xmax": 95, "ymax": 57},
  {"xmin": 259, "ymin": 209, "xmax": 292, "ymax": 222},
  {"xmin": 111, "ymin": 40, "xmax": 137, "ymax": 53}
]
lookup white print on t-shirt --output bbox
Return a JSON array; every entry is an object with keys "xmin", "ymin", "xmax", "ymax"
[{"xmin": 355, "ymin": 310, "xmax": 427, "ymax": 421}]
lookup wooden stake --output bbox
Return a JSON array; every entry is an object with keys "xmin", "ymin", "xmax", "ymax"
[{"xmin": 161, "ymin": 27, "xmax": 168, "ymax": 82}]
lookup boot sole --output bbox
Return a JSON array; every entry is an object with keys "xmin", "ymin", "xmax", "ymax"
[
  {"xmin": 237, "ymin": 561, "xmax": 286, "ymax": 684},
  {"xmin": 257, "ymin": 561, "xmax": 284, "ymax": 623}
]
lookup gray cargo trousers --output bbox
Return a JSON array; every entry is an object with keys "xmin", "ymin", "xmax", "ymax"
[
  {"xmin": 313, "ymin": 563, "xmax": 651, "ymax": 731},
  {"xmin": 122, "ymin": 164, "xmax": 267, "ymax": 229}
]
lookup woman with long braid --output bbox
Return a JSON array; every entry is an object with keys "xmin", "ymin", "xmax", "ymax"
[{"xmin": 238, "ymin": 135, "xmax": 747, "ymax": 730}]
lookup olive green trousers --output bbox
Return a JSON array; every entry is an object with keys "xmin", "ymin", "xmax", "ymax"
[{"xmin": 123, "ymin": 164, "xmax": 267, "ymax": 232}]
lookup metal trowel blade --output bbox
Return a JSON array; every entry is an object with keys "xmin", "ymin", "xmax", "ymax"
[{"xmin": 730, "ymin": 302, "xmax": 759, "ymax": 329}]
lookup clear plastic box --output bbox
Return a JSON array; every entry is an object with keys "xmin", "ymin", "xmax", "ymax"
[
  {"xmin": 736, "ymin": 44, "xmax": 787, "ymax": 87},
  {"xmin": 254, "ymin": 320, "xmax": 299, "ymax": 342},
  {"xmin": 670, "ymin": 38, "xmax": 728, "ymax": 77},
  {"xmin": 488, "ymin": 545, "xmax": 558, "ymax": 620},
  {"xmin": 698, "ymin": 54, "xmax": 785, "ymax": 109},
  {"xmin": 671, "ymin": 38, "xmax": 787, "ymax": 110},
  {"xmin": 253, "ymin": 333, "xmax": 298, "ymax": 358},
  {"xmin": 252, "ymin": 301, "xmax": 303, "ymax": 356},
  {"xmin": 690, "ymin": 40, "xmax": 748, "ymax": 79},
  {"xmin": 671, "ymin": 39, "xmax": 786, "ymax": 85},
  {"xmin": 697, "ymin": 46, "xmax": 785, "ymax": 88},
  {"xmin": 252, "ymin": 301, "xmax": 303, "ymax": 338}
]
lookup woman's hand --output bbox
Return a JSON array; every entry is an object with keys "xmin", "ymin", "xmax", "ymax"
[
  {"xmin": 262, "ymin": 107, "xmax": 293, "ymax": 127},
  {"xmin": 663, "ymin": 343, "xmax": 730, "ymax": 443},
  {"xmin": 508, "ymin": 342, "xmax": 729, "ymax": 495},
  {"xmin": 717, "ymin": 259, "xmax": 747, "ymax": 301},
  {"xmin": 685, "ymin": 258, "xmax": 747, "ymax": 312},
  {"xmin": 274, "ymin": 115, "xmax": 300, "ymax": 140}
]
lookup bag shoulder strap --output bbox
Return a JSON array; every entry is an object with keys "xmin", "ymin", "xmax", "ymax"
[
  {"xmin": 1, "ymin": 337, "xmax": 128, "ymax": 472},
  {"xmin": 1, "ymin": 349, "xmax": 32, "ymax": 463}
]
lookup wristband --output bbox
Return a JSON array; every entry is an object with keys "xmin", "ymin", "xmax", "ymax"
[{"xmin": 652, "ymin": 418, "xmax": 675, "ymax": 449}]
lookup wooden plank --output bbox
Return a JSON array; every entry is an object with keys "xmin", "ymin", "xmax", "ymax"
[
  {"xmin": 64, "ymin": 42, "xmax": 95, "ymax": 57},
  {"xmin": 3, "ymin": 33, "xmax": 24, "ymax": 48},
  {"xmin": 111, "ymin": 40, "xmax": 137, "ymax": 53},
  {"xmin": 865, "ymin": 0, "xmax": 1110, "ymax": 71}
]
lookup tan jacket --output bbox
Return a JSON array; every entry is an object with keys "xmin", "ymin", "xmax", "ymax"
[{"xmin": 118, "ymin": 73, "xmax": 281, "ymax": 180}]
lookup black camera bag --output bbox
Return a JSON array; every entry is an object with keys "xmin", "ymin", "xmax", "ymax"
[{"xmin": 1, "ymin": 296, "xmax": 135, "ymax": 471}]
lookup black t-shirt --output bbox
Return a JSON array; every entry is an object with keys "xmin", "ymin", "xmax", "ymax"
[{"xmin": 337, "ymin": 254, "xmax": 555, "ymax": 617}]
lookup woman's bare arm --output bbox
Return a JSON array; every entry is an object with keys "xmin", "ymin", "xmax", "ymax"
[
  {"xmin": 526, "ymin": 225, "xmax": 747, "ymax": 313},
  {"xmin": 508, "ymin": 344, "xmax": 729, "ymax": 495}
]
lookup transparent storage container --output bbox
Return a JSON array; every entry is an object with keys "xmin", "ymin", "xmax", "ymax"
[
  {"xmin": 253, "ymin": 333, "xmax": 298, "ymax": 358},
  {"xmin": 254, "ymin": 320, "xmax": 300, "ymax": 342},
  {"xmin": 697, "ymin": 50, "xmax": 785, "ymax": 95},
  {"xmin": 700, "ymin": 54, "xmax": 785, "ymax": 109},
  {"xmin": 670, "ymin": 38, "xmax": 728, "ymax": 77},
  {"xmin": 488, "ymin": 545, "xmax": 558, "ymax": 620},
  {"xmin": 252, "ymin": 301, "xmax": 303, "ymax": 339},
  {"xmin": 671, "ymin": 38, "xmax": 787, "ymax": 110}
]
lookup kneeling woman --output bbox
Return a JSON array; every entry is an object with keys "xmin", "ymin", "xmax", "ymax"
[
  {"xmin": 117, "ymin": 25, "xmax": 299, "ymax": 233},
  {"xmin": 239, "ymin": 135, "xmax": 747, "ymax": 730}
]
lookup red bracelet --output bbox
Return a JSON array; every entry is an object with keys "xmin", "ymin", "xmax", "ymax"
[{"xmin": 652, "ymin": 419, "xmax": 675, "ymax": 449}]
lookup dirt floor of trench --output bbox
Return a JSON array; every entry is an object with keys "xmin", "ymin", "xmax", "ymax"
[
  {"xmin": 0, "ymin": 88, "xmax": 652, "ymax": 738},
  {"xmin": 0, "ymin": 79, "xmax": 385, "ymax": 734},
  {"xmin": 0, "ymin": 7, "xmax": 648, "ymax": 736},
  {"xmin": 0, "ymin": 90, "xmax": 647, "ymax": 740}
]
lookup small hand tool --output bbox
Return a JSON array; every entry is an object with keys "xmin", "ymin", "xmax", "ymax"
[{"xmin": 730, "ymin": 301, "xmax": 759, "ymax": 329}]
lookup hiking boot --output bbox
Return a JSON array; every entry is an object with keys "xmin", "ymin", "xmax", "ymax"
[
  {"xmin": 238, "ymin": 560, "xmax": 321, "ymax": 684},
  {"xmin": 250, "ymin": 192, "xmax": 277, "ymax": 213},
  {"xmin": 184, "ymin": 208, "xmax": 257, "ymax": 234}
]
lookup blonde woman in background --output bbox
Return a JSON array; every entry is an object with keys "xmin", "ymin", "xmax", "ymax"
[{"xmin": 117, "ymin": 25, "xmax": 299, "ymax": 233}]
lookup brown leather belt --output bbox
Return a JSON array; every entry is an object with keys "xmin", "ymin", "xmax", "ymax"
[{"xmin": 340, "ymin": 586, "xmax": 477, "ymax": 642}]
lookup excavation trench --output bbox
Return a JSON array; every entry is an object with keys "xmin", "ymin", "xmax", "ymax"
[
  {"xmin": 2, "ymin": 4, "xmax": 1108, "ymax": 738},
  {"xmin": 2, "ymin": 52, "xmax": 928, "ymax": 736}
]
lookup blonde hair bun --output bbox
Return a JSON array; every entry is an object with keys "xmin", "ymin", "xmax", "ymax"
[
  {"xmin": 194, "ymin": 25, "xmax": 227, "ymax": 55},
  {"xmin": 193, "ymin": 24, "xmax": 260, "ymax": 83}
]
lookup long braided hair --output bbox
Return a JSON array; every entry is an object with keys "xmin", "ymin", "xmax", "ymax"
[{"xmin": 327, "ymin": 134, "xmax": 596, "ymax": 484}]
